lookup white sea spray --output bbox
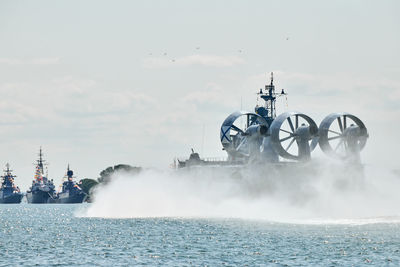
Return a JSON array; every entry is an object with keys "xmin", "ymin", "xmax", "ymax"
[{"xmin": 80, "ymin": 160, "xmax": 400, "ymax": 223}]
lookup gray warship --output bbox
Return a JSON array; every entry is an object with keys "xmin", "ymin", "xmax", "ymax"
[
  {"xmin": 26, "ymin": 148, "xmax": 56, "ymax": 204},
  {"xmin": 178, "ymin": 73, "xmax": 368, "ymax": 168},
  {"xmin": 0, "ymin": 164, "xmax": 23, "ymax": 204},
  {"xmin": 56, "ymin": 165, "xmax": 87, "ymax": 204}
]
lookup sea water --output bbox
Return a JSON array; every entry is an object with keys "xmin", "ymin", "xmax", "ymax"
[{"xmin": 0, "ymin": 204, "xmax": 399, "ymax": 266}]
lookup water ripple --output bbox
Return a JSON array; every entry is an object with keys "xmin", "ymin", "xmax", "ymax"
[{"xmin": 0, "ymin": 204, "xmax": 399, "ymax": 266}]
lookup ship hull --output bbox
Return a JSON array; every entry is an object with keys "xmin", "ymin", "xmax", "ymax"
[
  {"xmin": 26, "ymin": 190, "xmax": 54, "ymax": 204},
  {"xmin": 0, "ymin": 193, "xmax": 23, "ymax": 204},
  {"xmin": 56, "ymin": 192, "xmax": 86, "ymax": 204}
]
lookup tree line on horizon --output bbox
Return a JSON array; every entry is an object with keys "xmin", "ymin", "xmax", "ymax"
[{"xmin": 80, "ymin": 164, "xmax": 142, "ymax": 202}]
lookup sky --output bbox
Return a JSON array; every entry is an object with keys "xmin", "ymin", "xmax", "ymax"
[{"xmin": 0, "ymin": 0, "xmax": 399, "ymax": 190}]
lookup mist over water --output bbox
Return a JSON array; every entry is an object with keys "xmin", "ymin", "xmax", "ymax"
[{"xmin": 81, "ymin": 160, "xmax": 400, "ymax": 223}]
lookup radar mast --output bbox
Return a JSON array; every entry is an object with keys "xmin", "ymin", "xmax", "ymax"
[
  {"xmin": 36, "ymin": 147, "xmax": 47, "ymax": 174},
  {"xmin": 255, "ymin": 72, "xmax": 281, "ymax": 124}
]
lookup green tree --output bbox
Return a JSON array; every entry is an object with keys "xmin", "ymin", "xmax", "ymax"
[
  {"xmin": 79, "ymin": 178, "xmax": 99, "ymax": 202},
  {"xmin": 97, "ymin": 164, "xmax": 141, "ymax": 184}
]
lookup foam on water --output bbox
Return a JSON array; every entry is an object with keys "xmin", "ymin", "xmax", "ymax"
[{"xmin": 80, "ymin": 160, "xmax": 400, "ymax": 223}]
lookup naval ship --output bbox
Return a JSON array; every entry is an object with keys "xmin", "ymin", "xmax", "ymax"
[
  {"xmin": 0, "ymin": 164, "xmax": 23, "ymax": 204},
  {"xmin": 26, "ymin": 148, "xmax": 56, "ymax": 204},
  {"xmin": 178, "ymin": 73, "xmax": 369, "ymax": 168},
  {"xmin": 56, "ymin": 165, "xmax": 87, "ymax": 203}
]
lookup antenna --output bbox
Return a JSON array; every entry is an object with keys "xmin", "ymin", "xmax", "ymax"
[
  {"xmin": 201, "ymin": 124, "xmax": 205, "ymax": 155},
  {"xmin": 240, "ymin": 96, "xmax": 244, "ymax": 129},
  {"xmin": 39, "ymin": 147, "xmax": 43, "ymax": 162},
  {"xmin": 270, "ymin": 72, "xmax": 274, "ymax": 85}
]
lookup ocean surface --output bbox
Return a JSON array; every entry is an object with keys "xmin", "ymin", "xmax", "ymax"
[{"xmin": 0, "ymin": 204, "xmax": 400, "ymax": 266}]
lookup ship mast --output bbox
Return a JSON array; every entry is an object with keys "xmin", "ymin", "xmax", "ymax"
[
  {"xmin": 37, "ymin": 147, "xmax": 46, "ymax": 174},
  {"xmin": 67, "ymin": 164, "xmax": 74, "ymax": 179},
  {"xmin": 5, "ymin": 163, "xmax": 11, "ymax": 174},
  {"xmin": 34, "ymin": 147, "xmax": 49, "ymax": 182},
  {"xmin": 3, "ymin": 163, "xmax": 15, "ymax": 177},
  {"xmin": 1, "ymin": 163, "xmax": 16, "ymax": 186},
  {"xmin": 255, "ymin": 72, "xmax": 279, "ymax": 124},
  {"xmin": 266, "ymin": 72, "xmax": 276, "ymax": 119}
]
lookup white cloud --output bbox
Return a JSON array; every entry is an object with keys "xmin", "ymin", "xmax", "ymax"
[
  {"xmin": 182, "ymin": 83, "xmax": 224, "ymax": 104},
  {"xmin": 143, "ymin": 54, "xmax": 245, "ymax": 68},
  {"xmin": 0, "ymin": 57, "xmax": 60, "ymax": 65}
]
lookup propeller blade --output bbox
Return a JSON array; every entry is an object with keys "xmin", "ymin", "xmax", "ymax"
[
  {"xmin": 287, "ymin": 117, "xmax": 295, "ymax": 133},
  {"xmin": 280, "ymin": 136, "xmax": 293, "ymax": 142},
  {"xmin": 334, "ymin": 139, "xmax": 344, "ymax": 151},
  {"xmin": 337, "ymin": 117, "xmax": 343, "ymax": 133},
  {"xmin": 280, "ymin": 129, "xmax": 294, "ymax": 135},
  {"xmin": 230, "ymin": 125, "xmax": 244, "ymax": 134},
  {"xmin": 328, "ymin": 135, "xmax": 342, "ymax": 141},
  {"xmin": 236, "ymin": 137, "xmax": 247, "ymax": 151},
  {"xmin": 286, "ymin": 138, "xmax": 296, "ymax": 151},
  {"xmin": 328, "ymin": 129, "xmax": 342, "ymax": 136}
]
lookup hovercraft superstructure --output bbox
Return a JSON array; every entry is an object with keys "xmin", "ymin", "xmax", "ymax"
[{"xmin": 178, "ymin": 73, "xmax": 369, "ymax": 167}]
